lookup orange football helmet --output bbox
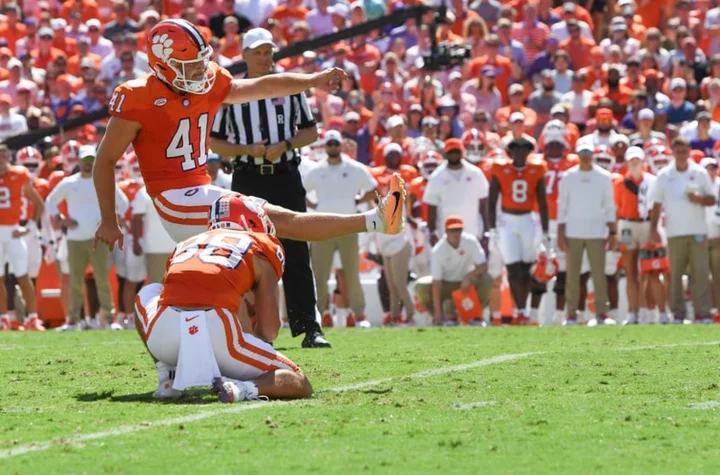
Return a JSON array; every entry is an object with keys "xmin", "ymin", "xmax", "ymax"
[
  {"xmin": 592, "ymin": 145, "xmax": 615, "ymax": 171},
  {"xmin": 462, "ymin": 128, "xmax": 486, "ymax": 163},
  {"xmin": 646, "ymin": 145, "xmax": 672, "ymax": 174},
  {"xmin": 61, "ymin": 139, "xmax": 81, "ymax": 173},
  {"xmin": 16, "ymin": 146, "xmax": 41, "ymax": 174},
  {"xmin": 531, "ymin": 251, "xmax": 559, "ymax": 283},
  {"xmin": 209, "ymin": 195, "xmax": 275, "ymax": 235},
  {"xmin": 147, "ymin": 19, "xmax": 215, "ymax": 95},
  {"xmin": 418, "ymin": 150, "xmax": 441, "ymax": 178}
]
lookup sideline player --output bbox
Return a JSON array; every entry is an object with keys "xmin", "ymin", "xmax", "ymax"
[
  {"xmin": 93, "ymin": 19, "xmax": 402, "ymax": 250},
  {"xmin": 135, "ymin": 194, "xmax": 311, "ymax": 402},
  {"xmin": 0, "ymin": 145, "xmax": 45, "ymax": 331},
  {"xmin": 488, "ymin": 137, "xmax": 549, "ymax": 324},
  {"xmin": 115, "ymin": 154, "xmax": 146, "ymax": 329},
  {"xmin": 533, "ymin": 130, "xmax": 581, "ymax": 324}
]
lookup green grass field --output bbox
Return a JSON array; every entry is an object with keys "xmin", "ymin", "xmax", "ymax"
[{"xmin": 2, "ymin": 326, "xmax": 720, "ymax": 474}]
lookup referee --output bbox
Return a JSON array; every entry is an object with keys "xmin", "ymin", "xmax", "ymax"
[{"xmin": 210, "ymin": 28, "xmax": 330, "ymax": 348}]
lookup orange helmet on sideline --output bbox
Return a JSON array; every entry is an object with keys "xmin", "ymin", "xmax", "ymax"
[{"xmin": 531, "ymin": 251, "xmax": 559, "ymax": 283}]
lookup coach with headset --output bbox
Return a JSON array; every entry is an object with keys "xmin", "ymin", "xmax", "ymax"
[{"xmin": 210, "ymin": 28, "xmax": 330, "ymax": 348}]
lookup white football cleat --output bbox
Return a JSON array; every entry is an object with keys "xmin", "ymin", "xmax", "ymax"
[
  {"xmin": 109, "ymin": 320, "xmax": 124, "ymax": 331},
  {"xmin": 153, "ymin": 362, "xmax": 182, "ymax": 399},
  {"xmin": 562, "ymin": 318, "xmax": 578, "ymax": 326},
  {"xmin": 623, "ymin": 315, "xmax": 639, "ymax": 325},
  {"xmin": 212, "ymin": 377, "xmax": 250, "ymax": 403},
  {"xmin": 587, "ymin": 317, "xmax": 600, "ymax": 327},
  {"xmin": 659, "ymin": 314, "xmax": 671, "ymax": 325},
  {"xmin": 55, "ymin": 321, "xmax": 79, "ymax": 331},
  {"xmin": 603, "ymin": 317, "xmax": 617, "ymax": 326},
  {"xmin": 153, "ymin": 379, "xmax": 183, "ymax": 399}
]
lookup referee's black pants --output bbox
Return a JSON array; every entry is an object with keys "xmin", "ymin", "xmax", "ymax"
[{"xmin": 232, "ymin": 168, "xmax": 321, "ymax": 338}]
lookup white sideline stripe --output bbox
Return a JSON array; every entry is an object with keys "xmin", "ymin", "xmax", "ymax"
[
  {"xmin": 688, "ymin": 401, "xmax": 720, "ymax": 410},
  {"xmin": 0, "ymin": 352, "xmax": 537, "ymax": 460},
  {"xmin": 453, "ymin": 401, "xmax": 496, "ymax": 410},
  {"xmin": 326, "ymin": 352, "xmax": 542, "ymax": 393},
  {"xmin": 617, "ymin": 340, "xmax": 720, "ymax": 352}
]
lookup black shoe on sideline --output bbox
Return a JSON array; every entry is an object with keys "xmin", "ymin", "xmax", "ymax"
[{"xmin": 302, "ymin": 331, "xmax": 332, "ymax": 348}]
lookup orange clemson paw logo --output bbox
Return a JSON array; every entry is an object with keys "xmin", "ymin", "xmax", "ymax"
[{"xmin": 189, "ymin": 325, "xmax": 199, "ymax": 335}]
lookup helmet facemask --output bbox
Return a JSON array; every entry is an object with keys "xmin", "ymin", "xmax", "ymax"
[{"xmin": 164, "ymin": 46, "xmax": 215, "ymax": 95}]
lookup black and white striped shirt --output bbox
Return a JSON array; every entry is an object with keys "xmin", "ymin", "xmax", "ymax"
[{"xmin": 210, "ymin": 91, "xmax": 316, "ymax": 166}]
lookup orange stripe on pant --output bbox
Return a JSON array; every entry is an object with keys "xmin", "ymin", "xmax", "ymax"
[
  {"xmin": 216, "ymin": 308, "xmax": 281, "ymax": 373},
  {"xmin": 154, "ymin": 202, "xmax": 209, "ymax": 226},
  {"xmin": 155, "ymin": 193, "xmax": 211, "ymax": 213},
  {"xmin": 134, "ymin": 295, "xmax": 165, "ymax": 343},
  {"xmin": 135, "ymin": 295, "xmax": 149, "ymax": 341},
  {"xmin": 225, "ymin": 309, "xmax": 300, "ymax": 373}
]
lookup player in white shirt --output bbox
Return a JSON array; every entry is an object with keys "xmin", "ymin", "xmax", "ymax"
[
  {"xmin": 115, "ymin": 155, "xmax": 147, "ymax": 330},
  {"xmin": 131, "ymin": 187, "xmax": 176, "ymax": 285},
  {"xmin": 701, "ymin": 157, "xmax": 720, "ymax": 321},
  {"xmin": 423, "ymin": 138, "xmax": 489, "ymax": 244},
  {"xmin": 414, "ymin": 216, "xmax": 493, "ymax": 326}
]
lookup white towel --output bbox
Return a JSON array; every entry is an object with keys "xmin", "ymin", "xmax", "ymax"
[{"xmin": 173, "ymin": 310, "xmax": 221, "ymax": 391}]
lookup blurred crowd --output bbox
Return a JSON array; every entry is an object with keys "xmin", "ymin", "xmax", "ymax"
[{"xmin": 2, "ymin": 0, "xmax": 720, "ymax": 329}]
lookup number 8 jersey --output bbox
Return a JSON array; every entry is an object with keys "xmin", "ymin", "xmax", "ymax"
[
  {"xmin": 158, "ymin": 229, "xmax": 285, "ymax": 314},
  {"xmin": 108, "ymin": 62, "xmax": 233, "ymax": 198},
  {"xmin": 491, "ymin": 156, "xmax": 547, "ymax": 212}
]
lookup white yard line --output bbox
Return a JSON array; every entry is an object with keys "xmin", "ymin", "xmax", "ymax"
[
  {"xmin": 0, "ymin": 351, "xmax": 539, "ymax": 460},
  {"xmin": 453, "ymin": 401, "xmax": 496, "ymax": 410},
  {"xmin": 326, "ymin": 352, "xmax": 542, "ymax": 393},
  {"xmin": 688, "ymin": 401, "xmax": 720, "ymax": 410},
  {"xmin": 616, "ymin": 340, "xmax": 720, "ymax": 352}
]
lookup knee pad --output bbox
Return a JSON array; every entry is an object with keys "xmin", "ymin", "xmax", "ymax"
[{"xmin": 553, "ymin": 272, "xmax": 566, "ymax": 297}]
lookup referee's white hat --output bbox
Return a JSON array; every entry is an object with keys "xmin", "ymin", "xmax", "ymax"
[{"xmin": 243, "ymin": 28, "xmax": 277, "ymax": 51}]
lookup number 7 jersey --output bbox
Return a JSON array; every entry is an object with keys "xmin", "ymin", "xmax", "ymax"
[{"xmin": 108, "ymin": 62, "xmax": 233, "ymax": 198}]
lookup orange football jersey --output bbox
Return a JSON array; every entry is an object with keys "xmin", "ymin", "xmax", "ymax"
[
  {"xmin": 541, "ymin": 154, "xmax": 579, "ymax": 220},
  {"xmin": 20, "ymin": 177, "xmax": 49, "ymax": 223},
  {"xmin": 475, "ymin": 159, "xmax": 494, "ymax": 180},
  {"xmin": 370, "ymin": 165, "xmax": 419, "ymax": 195},
  {"xmin": 119, "ymin": 179, "xmax": 144, "ymax": 233},
  {"xmin": 491, "ymin": 158, "xmax": 547, "ymax": 213},
  {"xmin": 0, "ymin": 166, "xmax": 30, "ymax": 226},
  {"xmin": 108, "ymin": 62, "xmax": 233, "ymax": 197},
  {"xmin": 408, "ymin": 176, "xmax": 428, "ymax": 221},
  {"xmin": 159, "ymin": 230, "xmax": 285, "ymax": 314}
]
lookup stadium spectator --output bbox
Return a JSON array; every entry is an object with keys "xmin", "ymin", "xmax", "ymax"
[
  {"xmin": 558, "ymin": 142, "xmax": 618, "ymax": 325},
  {"xmin": 85, "ymin": 19, "xmax": 113, "ymax": 57},
  {"xmin": 650, "ymin": 137, "xmax": 716, "ymax": 323},
  {"xmin": 102, "ymin": 0, "xmax": 141, "ymax": 39},
  {"xmin": 667, "ymin": 78, "xmax": 697, "ymax": 125},
  {"xmin": 415, "ymin": 215, "xmax": 493, "ymax": 326},
  {"xmin": 0, "ymin": 94, "xmax": 27, "ymax": 140}
]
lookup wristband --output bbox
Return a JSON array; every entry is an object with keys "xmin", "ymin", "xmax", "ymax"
[{"xmin": 284, "ymin": 139, "xmax": 292, "ymax": 152}]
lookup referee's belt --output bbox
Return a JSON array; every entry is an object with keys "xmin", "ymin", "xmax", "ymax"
[
  {"xmin": 234, "ymin": 158, "xmax": 299, "ymax": 175},
  {"xmin": 619, "ymin": 217, "xmax": 650, "ymax": 222}
]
